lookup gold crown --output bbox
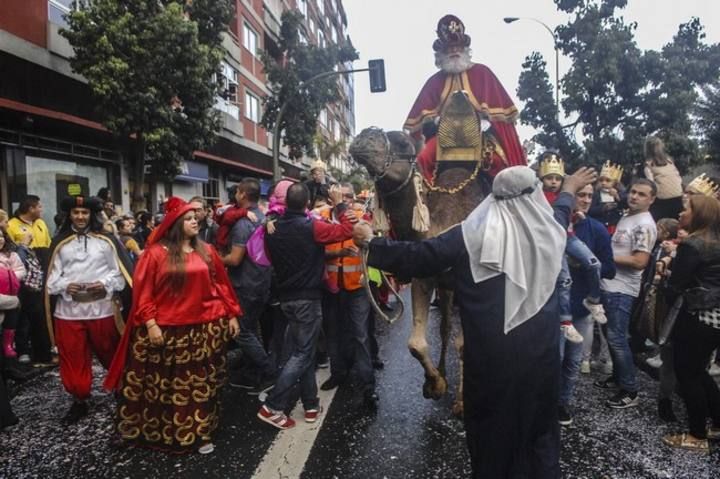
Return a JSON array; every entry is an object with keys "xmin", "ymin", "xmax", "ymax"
[
  {"xmin": 599, "ymin": 161, "xmax": 624, "ymax": 183},
  {"xmin": 687, "ymin": 173, "xmax": 719, "ymax": 197},
  {"xmin": 310, "ymin": 159, "xmax": 327, "ymax": 172},
  {"xmin": 538, "ymin": 155, "xmax": 565, "ymax": 178}
]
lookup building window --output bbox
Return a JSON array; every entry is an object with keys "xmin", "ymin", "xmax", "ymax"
[
  {"xmin": 243, "ymin": 22, "xmax": 259, "ymax": 56},
  {"xmin": 308, "ymin": 18, "xmax": 315, "ymax": 35},
  {"xmin": 48, "ymin": 0, "xmax": 78, "ymax": 28},
  {"xmin": 331, "ymin": 26, "xmax": 338, "ymax": 44},
  {"xmin": 214, "ymin": 62, "xmax": 240, "ymax": 120},
  {"xmin": 299, "ymin": 0, "xmax": 307, "ymax": 17},
  {"xmin": 203, "ymin": 167, "xmax": 220, "ymax": 203},
  {"xmin": 317, "ymin": 0, "xmax": 324, "ymax": 16},
  {"xmin": 318, "ymin": 29, "xmax": 325, "ymax": 48},
  {"xmin": 319, "ymin": 109, "xmax": 327, "ymax": 128},
  {"xmin": 245, "ymin": 91, "xmax": 260, "ymax": 122}
]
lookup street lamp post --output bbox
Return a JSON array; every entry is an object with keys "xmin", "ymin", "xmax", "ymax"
[
  {"xmin": 271, "ymin": 61, "xmax": 386, "ymax": 182},
  {"xmin": 504, "ymin": 17, "xmax": 560, "ymax": 124}
]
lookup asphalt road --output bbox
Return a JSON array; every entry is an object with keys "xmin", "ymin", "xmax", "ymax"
[{"xmin": 1, "ymin": 290, "xmax": 719, "ymax": 478}]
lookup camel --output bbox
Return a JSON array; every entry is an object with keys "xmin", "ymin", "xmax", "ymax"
[{"xmin": 350, "ymin": 127, "xmax": 490, "ymax": 416}]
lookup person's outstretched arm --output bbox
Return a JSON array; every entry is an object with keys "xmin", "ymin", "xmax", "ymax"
[{"xmin": 355, "ymin": 224, "xmax": 464, "ymax": 280}]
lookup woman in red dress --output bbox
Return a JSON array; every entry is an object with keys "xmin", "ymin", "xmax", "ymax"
[{"xmin": 105, "ymin": 197, "xmax": 241, "ymax": 454}]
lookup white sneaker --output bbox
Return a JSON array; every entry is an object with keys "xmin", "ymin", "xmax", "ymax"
[
  {"xmin": 562, "ymin": 324, "xmax": 584, "ymax": 344},
  {"xmin": 709, "ymin": 363, "xmax": 720, "ymax": 376},
  {"xmin": 580, "ymin": 360, "xmax": 591, "ymax": 374},
  {"xmin": 583, "ymin": 299, "xmax": 607, "ymax": 324},
  {"xmin": 18, "ymin": 354, "xmax": 31, "ymax": 364},
  {"xmin": 646, "ymin": 354, "xmax": 663, "ymax": 369},
  {"xmin": 198, "ymin": 443, "xmax": 215, "ymax": 454}
]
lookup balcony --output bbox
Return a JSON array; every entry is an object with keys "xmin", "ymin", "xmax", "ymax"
[{"xmin": 263, "ymin": 1, "xmax": 282, "ymax": 41}]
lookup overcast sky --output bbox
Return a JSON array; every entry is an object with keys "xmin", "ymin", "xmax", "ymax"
[{"xmin": 343, "ymin": 0, "xmax": 720, "ymax": 143}]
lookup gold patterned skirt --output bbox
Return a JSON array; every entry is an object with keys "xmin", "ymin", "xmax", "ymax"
[{"xmin": 116, "ymin": 318, "xmax": 231, "ymax": 452}]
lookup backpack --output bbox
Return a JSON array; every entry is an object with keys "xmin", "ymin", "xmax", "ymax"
[
  {"xmin": 20, "ymin": 248, "xmax": 43, "ymax": 292},
  {"xmin": 0, "ymin": 267, "xmax": 19, "ymax": 295}
]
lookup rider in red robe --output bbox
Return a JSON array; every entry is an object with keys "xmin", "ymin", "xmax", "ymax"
[{"xmin": 406, "ymin": 15, "xmax": 526, "ymax": 179}]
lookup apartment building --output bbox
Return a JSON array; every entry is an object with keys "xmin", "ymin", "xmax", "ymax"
[{"xmin": 0, "ymin": 0, "xmax": 356, "ymax": 227}]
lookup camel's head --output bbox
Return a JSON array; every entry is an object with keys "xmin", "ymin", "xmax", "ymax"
[{"xmin": 350, "ymin": 127, "xmax": 415, "ymax": 178}]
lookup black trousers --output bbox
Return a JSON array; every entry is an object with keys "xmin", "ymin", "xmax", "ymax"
[
  {"xmin": 15, "ymin": 288, "xmax": 52, "ymax": 362},
  {"xmin": 673, "ymin": 313, "xmax": 720, "ymax": 438},
  {"xmin": 0, "ymin": 354, "xmax": 17, "ymax": 428}
]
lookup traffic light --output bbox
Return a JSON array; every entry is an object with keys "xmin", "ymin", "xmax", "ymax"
[{"xmin": 368, "ymin": 59, "xmax": 386, "ymax": 93}]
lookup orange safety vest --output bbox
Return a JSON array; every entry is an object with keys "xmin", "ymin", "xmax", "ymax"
[{"xmin": 325, "ymin": 207, "xmax": 365, "ymax": 292}]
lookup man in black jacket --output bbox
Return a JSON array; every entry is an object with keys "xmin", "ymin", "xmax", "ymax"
[{"xmin": 257, "ymin": 183, "xmax": 355, "ymax": 430}]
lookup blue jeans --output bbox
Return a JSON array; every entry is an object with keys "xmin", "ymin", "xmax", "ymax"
[
  {"xmin": 235, "ymin": 293, "xmax": 273, "ymax": 380},
  {"xmin": 559, "ymin": 315, "xmax": 593, "ymax": 406},
  {"xmin": 265, "ymin": 299, "xmax": 322, "ymax": 412},
  {"xmin": 336, "ymin": 289, "xmax": 375, "ymax": 392},
  {"xmin": 557, "ymin": 236, "xmax": 602, "ymax": 321},
  {"xmin": 602, "ymin": 291, "xmax": 638, "ymax": 393}
]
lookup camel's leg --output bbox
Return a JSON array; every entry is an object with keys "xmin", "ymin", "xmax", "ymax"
[
  {"xmin": 436, "ymin": 288, "xmax": 454, "ymax": 379},
  {"xmin": 409, "ymin": 278, "xmax": 447, "ymax": 400},
  {"xmin": 451, "ymin": 329, "xmax": 465, "ymax": 418}
]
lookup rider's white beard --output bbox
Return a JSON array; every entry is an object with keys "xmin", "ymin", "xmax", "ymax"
[{"xmin": 435, "ymin": 49, "xmax": 473, "ymax": 74}]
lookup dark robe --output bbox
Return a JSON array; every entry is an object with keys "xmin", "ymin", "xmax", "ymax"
[{"xmin": 367, "ymin": 193, "xmax": 574, "ymax": 479}]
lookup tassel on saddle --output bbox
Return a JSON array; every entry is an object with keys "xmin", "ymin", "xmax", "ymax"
[
  {"xmin": 371, "ymin": 193, "xmax": 391, "ymax": 233},
  {"xmin": 411, "ymin": 172, "xmax": 430, "ymax": 233}
]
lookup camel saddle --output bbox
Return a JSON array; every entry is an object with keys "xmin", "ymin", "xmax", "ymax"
[{"xmin": 436, "ymin": 90, "xmax": 482, "ymax": 162}]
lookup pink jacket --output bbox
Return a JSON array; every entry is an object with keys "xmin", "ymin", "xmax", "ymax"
[{"xmin": 0, "ymin": 252, "xmax": 25, "ymax": 282}]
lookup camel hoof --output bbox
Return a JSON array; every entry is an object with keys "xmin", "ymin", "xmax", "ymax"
[
  {"xmin": 422, "ymin": 375, "xmax": 448, "ymax": 400},
  {"xmin": 452, "ymin": 400, "xmax": 464, "ymax": 418}
]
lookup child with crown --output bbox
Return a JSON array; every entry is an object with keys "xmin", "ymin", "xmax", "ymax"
[
  {"xmin": 538, "ymin": 152, "xmax": 608, "ymax": 345},
  {"xmin": 589, "ymin": 161, "xmax": 627, "ymax": 235}
]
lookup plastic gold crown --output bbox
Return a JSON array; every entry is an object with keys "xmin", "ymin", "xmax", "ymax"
[
  {"xmin": 687, "ymin": 173, "xmax": 719, "ymax": 197},
  {"xmin": 310, "ymin": 159, "xmax": 327, "ymax": 172},
  {"xmin": 539, "ymin": 155, "xmax": 565, "ymax": 178},
  {"xmin": 599, "ymin": 161, "xmax": 624, "ymax": 183}
]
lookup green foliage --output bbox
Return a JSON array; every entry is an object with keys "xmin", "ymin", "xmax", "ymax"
[
  {"xmin": 260, "ymin": 10, "xmax": 358, "ymax": 159},
  {"xmin": 328, "ymin": 164, "xmax": 372, "ymax": 194},
  {"xmin": 61, "ymin": 0, "xmax": 232, "ymax": 192},
  {"xmin": 517, "ymin": 1, "xmax": 720, "ymax": 173},
  {"xmin": 696, "ymin": 80, "xmax": 720, "ymax": 166}
]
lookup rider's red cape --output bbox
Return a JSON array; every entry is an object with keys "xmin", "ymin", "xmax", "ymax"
[{"xmin": 405, "ymin": 63, "xmax": 526, "ymax": 176}]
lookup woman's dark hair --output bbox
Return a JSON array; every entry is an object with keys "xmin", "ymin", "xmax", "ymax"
[
  {"xmin": 687, "ymin": 195, "xmax": 720, "ymax": 243},
  {"xmin": 161, "ymin": 211, "xmax": 213, "ymax": 291},
  {"xmin": 0, "ymin": 229, "xmax": 12, "ymax": 254},
  {"xmin": 115, "ymin": 218, "xmax": 129, "ymax": 232},
  {"xmin": 138, "ymin": 211, "xmax": 153, "ymax": 226},
  {"xmin": 644, "ymin": 136, "xmax": 670, "ymax": 167}
]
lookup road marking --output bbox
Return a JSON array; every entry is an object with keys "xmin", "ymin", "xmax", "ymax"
[{"xmin": 252, "ymin": 368, "xmax": 336, "ymax": 479}]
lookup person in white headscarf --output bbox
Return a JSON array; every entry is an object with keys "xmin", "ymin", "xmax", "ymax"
[{"xmin": 353, "ymin": 165, "xmax": 596, "ymax": 479}]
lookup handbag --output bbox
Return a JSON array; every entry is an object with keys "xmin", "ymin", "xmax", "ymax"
[
  {"xmin": 21, "ymin": 249, "xmax": 44, "ymax": 292},
  {"xmin": 637, "ymin": 284, "xmax": 665, "ymax": 344},
  {"xmin": 657, "ymin": 296, "xmax": 683, "ymax": 346}
]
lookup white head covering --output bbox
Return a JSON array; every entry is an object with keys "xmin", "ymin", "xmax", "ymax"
[{"xmin": 461, "ymin": 166, "xmax": 567, "ymax": 334}]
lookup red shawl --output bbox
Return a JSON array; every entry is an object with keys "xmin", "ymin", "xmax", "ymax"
[{"xmin": 103, "ymin": 243, "xmax": 242, "ymax": 390}]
